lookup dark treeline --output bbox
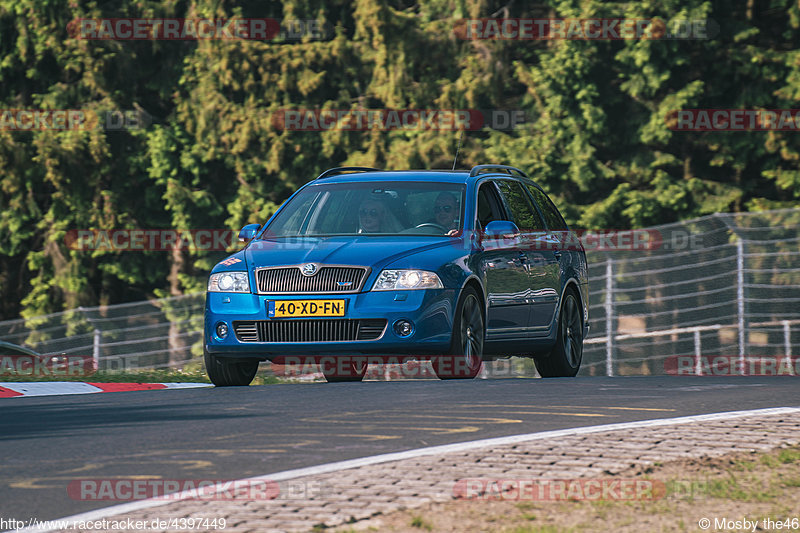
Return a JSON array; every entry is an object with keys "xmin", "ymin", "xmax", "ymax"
[{"xmin": 0, "ymin": 0, "xmax": 798, "ymax": 320}]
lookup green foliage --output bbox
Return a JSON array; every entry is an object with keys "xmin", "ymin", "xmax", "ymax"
[{"xmin": 1, "ymin": 0, "xmax": 799, "ymax": 319}]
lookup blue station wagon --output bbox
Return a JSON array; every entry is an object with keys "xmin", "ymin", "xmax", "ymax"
[{"xmin": 204, "ymin": 165, "xmax": 588, "ymax": 385}]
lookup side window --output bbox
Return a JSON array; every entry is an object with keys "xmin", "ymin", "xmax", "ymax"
[
  {"xmin": 476, "ymin": 183, "xmax": 503, "ymax": 229},
  {"xmin": 524, "ymin": 185, "xmax": 568, "ymax": 231},
  {"xmin": 496, "ymin": 180, "xmax": 545, "ymax": 232}
]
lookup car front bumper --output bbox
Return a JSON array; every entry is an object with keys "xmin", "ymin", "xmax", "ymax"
[{"xmin": 204, "ymin": 288, "xmax": 457, "ymax": 359}]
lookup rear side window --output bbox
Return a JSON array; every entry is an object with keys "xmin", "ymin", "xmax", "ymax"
[
  {"xmin": 524, "ymin": 185, "xmax": 568, "ymax": 231},
  {"xmin": 496, "ymin": 180, "xmax": 545, "ymax": 232}
]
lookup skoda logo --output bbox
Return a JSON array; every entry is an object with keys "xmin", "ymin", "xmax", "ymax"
[{"xmin": 301, "ymin": 263, "xmax": 318, "ymax": 276}]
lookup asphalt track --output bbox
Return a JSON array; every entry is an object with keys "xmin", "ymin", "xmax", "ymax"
[{"xmin": 2, "ymin": 376, "xmax": 799, "ymax": 523}]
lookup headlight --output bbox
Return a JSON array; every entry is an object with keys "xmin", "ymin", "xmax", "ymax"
[
  {"xmin": 373, "ymin": 270, "xmax": 443, "ymax": 291},
  {"xmin": 208, "ymin": 272, "xmax": 250, "ymax": 293}
]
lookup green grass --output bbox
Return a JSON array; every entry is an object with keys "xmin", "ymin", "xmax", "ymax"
[
  {"xmin": 704, "ymin": 473, "xmax": 778, "ymax": 502},
  {"xmin": 778, "ymin": 448, "xmax": 800, "ymax": 464},
  {"xmin": 730, "ymin": 458, "xmax": 757, "ymax": 472},
  {"xmin": 760, "ymin": 454, "xmax": 779, "ymax": 467},
  {"xmin": 780, "ymin": 476, "xmax": 800, "ymax": 488},
  {"xmin": 409, "ymin": 515, "xmax": 433, "ymax": 530},
  {"xmin": 665, "ymin": 478, "xmax": 709, "ymax": 502}
]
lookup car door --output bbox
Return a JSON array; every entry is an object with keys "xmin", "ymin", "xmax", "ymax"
[
  {"xmin": 476, "ymin": 181, "xmax": 531, "ymax": 337},
  {"xmin": 496, "ymin": 180, "xmax": 561, "ymax": 333}
]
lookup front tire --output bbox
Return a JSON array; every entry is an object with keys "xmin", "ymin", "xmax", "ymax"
[
  {"xmin": 433, "ymin": 287, "xmax": 484, "ymax": 380},
  {"xmin": 204, "ymin": 348, "xmax": 259, "ymax": 386},
  {"xmin": 534, "ymin": 289, "xmax": 583, "ymax": 377}
]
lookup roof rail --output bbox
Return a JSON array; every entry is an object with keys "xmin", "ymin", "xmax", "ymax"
[
  {"xmin": 315, "ymin": 167, "xmax": 382, "ymax": 180},
  {"xmin": 469, "ymin": 164, "xmax": 528, "ymax": 179}
]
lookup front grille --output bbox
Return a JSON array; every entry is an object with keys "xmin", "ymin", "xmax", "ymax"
[
  {"xmin": 256, "ymin": 266, "xmax": 368, "ymax": 294},
  {"xmin": 233, "ymin": 319, "xmax": 387, "ymax": 343}
]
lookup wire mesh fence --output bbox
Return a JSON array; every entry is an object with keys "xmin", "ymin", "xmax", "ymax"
[
  {"xmin": 0, "ymin": 208, "xmax": 798, "ymax": 376},
  {"xmin": 581, "ymin": 208, "xmax": 800, "ymax": 376},
  {"xmin": 0, "ymin": 293, "xmax": 204, "ymax": 370}
]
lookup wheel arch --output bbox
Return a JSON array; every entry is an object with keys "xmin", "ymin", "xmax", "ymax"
[
  {"xmin": 559, "ymin": 277, "xmax": 585, "ymax": 328},
  {"xmin": 460, "ymin": 275, "xmax": 486, "ymax": 320}
]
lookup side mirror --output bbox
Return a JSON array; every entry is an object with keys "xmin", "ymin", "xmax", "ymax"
[
  {"xmin": 238, "ymin": 223, "xmax": 261, "ymax": 243},
  {"xmin": 484, "ymin": 220, "xmax": 520, "ymax": 240}
]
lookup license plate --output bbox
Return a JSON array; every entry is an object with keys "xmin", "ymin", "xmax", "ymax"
[{"xmin": 267, "ymin": 300, "xmax": 346, "ymax": 318}]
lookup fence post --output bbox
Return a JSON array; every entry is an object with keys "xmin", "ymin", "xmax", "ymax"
[
  {"xmin": 605, "ymin": 258, "xmax": 615, "ymax": 377},
  {"xmin": 93, "ymin": 329, "xmax": 101, "ymax": 371},
  {"xmin": 784, "ymin": 320, "xmax": 793, "ymax": 375},
  {"xmin": 693, "ymin": 328, "xmax": 702, "ymax": 376},
  {"xmin": 737, "ymin": 239, "xmax": 746, "ymax": 375}
]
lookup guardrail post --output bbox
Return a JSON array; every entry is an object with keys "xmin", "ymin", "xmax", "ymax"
[
  {"xmin": 605, "ymin": 258, "xmax": 615, "ymax": 377},
  {"xmin": 737, "ymin": 239, "xmax": 746, "ymax": 375},
  {"xmin": 93, "ymin": 329, "xmax": 101, "ymax": 371},
  {"xmin": 693, "ymin": 328, "xmax": 702, "ymax": 376}
]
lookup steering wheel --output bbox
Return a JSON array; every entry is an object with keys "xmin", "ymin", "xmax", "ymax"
[{"xmin": 414, "ymin": 222, "xmax": 448, "ymax": 233}]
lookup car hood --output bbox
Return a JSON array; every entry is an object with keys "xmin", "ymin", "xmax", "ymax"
[{"xmin": 244, "ymin": 235, "xmax": 460, "ymax": 270}]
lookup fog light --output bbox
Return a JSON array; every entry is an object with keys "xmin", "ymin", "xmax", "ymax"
[
  {"xmin": 216, "ymin": 322, "xmax": 228, "ymax": 339},
  {"xmin": 393, "ymin": 319, "xmax": 414, "ymax": 337}
]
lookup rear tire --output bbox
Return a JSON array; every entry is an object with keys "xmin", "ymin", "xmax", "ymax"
[
  {"xmin": 204, "ymin": 348, "xmax": 259, "ymax": 386},
  {"xmin": 433, "ymin": 287, "xmax": 484, "ymax": 380},
  {"xmin": 534, "ymin": 289, "xmax": 583, "ymax": 377}
]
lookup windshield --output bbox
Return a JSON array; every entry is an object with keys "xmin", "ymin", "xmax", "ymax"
[{"xmin": 264, "ymin": 181, "xmax": 466, "ymax": 237}]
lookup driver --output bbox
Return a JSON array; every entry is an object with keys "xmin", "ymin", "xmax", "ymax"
[{"xmin": 433, "ymin": 192, "xmax": 460, "ymax": 235}]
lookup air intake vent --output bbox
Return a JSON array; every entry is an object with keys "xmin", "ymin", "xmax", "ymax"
[
  {"xmin": 233, "ymin": 319, "xmax": 387, "ymax": 343},
  {"xmin": 233, "ymin": 322, "xmax": 258, "ymax": 342}
]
